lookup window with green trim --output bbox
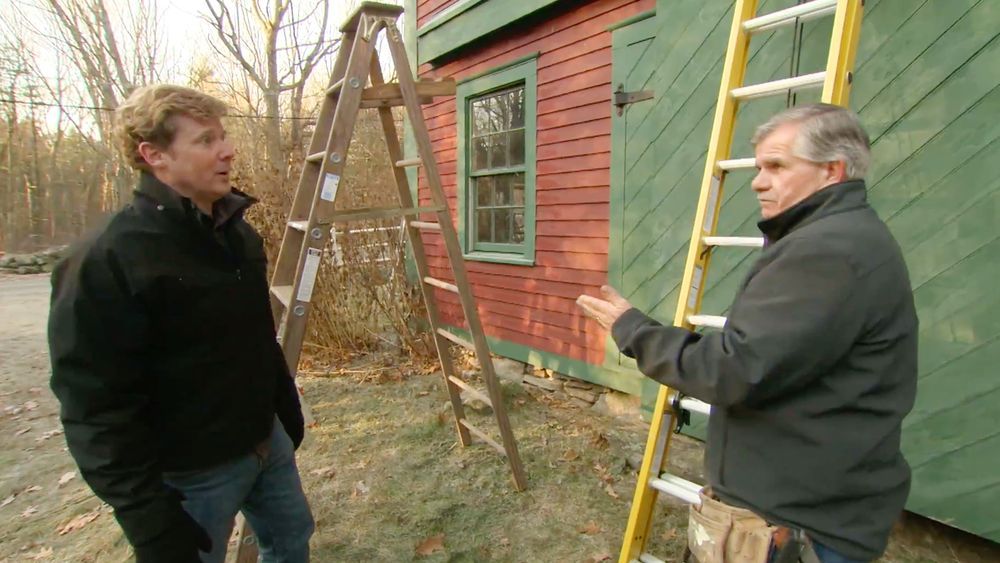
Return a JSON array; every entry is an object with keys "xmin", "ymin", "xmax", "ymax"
[{"xmin": 457, "ymin": 55, "xmax": 537, "ymax": 265}]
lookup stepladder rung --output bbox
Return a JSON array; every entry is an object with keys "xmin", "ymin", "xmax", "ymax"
[
  {"xmin": 424, "ymin": 276, "xmax": 459, "ymax": 294},
  {"xmin": 743, "ymin": 0, "xmax": 838, "ymax": 33},
  {"xmin": 306, "ymin": 151, "xmax": 326, "ymax": 163},
  {"xmin": 447, "ymin": 375, "xmax": 493, "ymax": 409},
  {"xmin": 731, "ymin": 71, "xmax": 826, "ymax": 100},
  {"xmin": 703, "ymin": 236, "xmax": 765, "ymax": 248},
  {"xmin": 637, "ymin": 554, "xmax": 667, "ymax": 563},
  {"xmin": 717, "ymin": 157, "xmax": 757, "ymax": 171},
  {"xmin": 459, "ymin": 419, "xmax": 507, "ymax": 456},
  {"xmin": 677, "ymin": 396, "xmax": 712, "ymax": 416},
  {"xmin": 270, "ymin": 285, "xmax": 293, "ymax": 308},
  {"xmin": 288, "ymin": 220, "xmax": 308, "ymax": 232},
  {"xmin": 649, "ymin": 473, "xmax": 703, "ymax": 505},
  {"xmin": 325, "ymin": 205, "xmax": 444, "ymax": 224},
  {"xmin": 688, "ymin": 314, "xmax": 727, "ymax": 329},
  {"xmin": 395, "ymin": 157, "xmax": 422, "ymax": 168},
  {"xmin": 437, "ymin": 328, "xmax": 475, "ymax": 351},
  {"xmin": 327, "ymin": 78, "xmax": 345, "ymax": 96},
  {"xmin": 408, "ymin": 220, "xmax": 440, "ymax": 231}
]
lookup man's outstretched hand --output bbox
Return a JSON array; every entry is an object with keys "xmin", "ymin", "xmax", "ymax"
[{"xmin": 576, "ymin": 285, "xmax": 633, "ymax": 331}]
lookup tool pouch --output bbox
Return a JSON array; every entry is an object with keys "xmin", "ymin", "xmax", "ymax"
[{"xmin": 687, "ymin": 488, "xmax": 774, "ymax": 563}]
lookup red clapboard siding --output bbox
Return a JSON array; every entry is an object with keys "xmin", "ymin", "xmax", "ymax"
[
  {"xmin": 417, "ymin": 0, "xmax": 456, "ymax": 28},
  {"xmin": 414, "ymin": 0, "xmax": 654, "ymax": 363},
  {"xmin": 536, "ymin": 186, "xmax": 610, "ymax": 206},
  {"xmin": 537, "ymin": 118, "xmax": 612, "ymax": 146}
]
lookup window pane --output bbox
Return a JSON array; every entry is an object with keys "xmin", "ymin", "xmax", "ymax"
[
  {"xmin": 475, "ymin": 176, "xmax": 493, "ymax": 208},
  {"xmin": 472, "ymin": 99, "xmax": 490, "ymax": 136},
  {"xmin": 494, "ymin": 175, "xmax": 510, "ymax": 206},
  {"xmin": 472, "ymin": 135, "xmax": 489, "ymax": 171},
  {"xmin": 511, "ymin": 173, "xmax": 525, "ymax": 206},
  {"xmin": 490, "ymin": 132, "xmax": 508, "ymax": 168},
  {"xmin": 509, "ymin": 88, "xmax": 525, "ymax": 129},
  {"xmin": 488, "ymin": 96, "xmax": 503, "ymax": 133},
  {"xmin": 512, "ymin": 210, "xmax": 525, "ymax": 243},
  {"xmin": 493, "ymin": 209, "xmax": 512, "ymax": 243},
  {"xmin": 508, "ymin": 129, "xmax": 525, "ymax": 167},
  {"xmin": 476, "ymin": 210, "xmax": 492, "ymax": 243}
]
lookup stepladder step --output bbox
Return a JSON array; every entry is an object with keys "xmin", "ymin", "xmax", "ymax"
[
  {"xmin": 408, "ymin": 220, "xmax": 440, "ymax": 231},
  {"xmin": 459, "ymin": 419, "xmax": 506, "ymax": 456},
  {"xmin": 437, "ymin": 328, "xmax": 475, "ymax": 351},
  {"xmin": 395, "ymin": 157, "xmax": 422, "ymax": 168},
  {"xmin": 424, "ymin": 276, "xmax": 459, "ymax": 293},
  {"xmin": 447, "ymin": 375, "xmax": 493, "ymax": 409},
  {"xmin": 270, "ymin": 285, "xmax": 293, "ymax": 308}
]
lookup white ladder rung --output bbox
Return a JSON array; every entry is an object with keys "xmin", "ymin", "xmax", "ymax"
[
  {"xmin": 637, "ymin": 554, "xmax": 667, "ymax": 563},
  {"xmin": 703, "ymin": 236, "xmax": 765, "ymax": 248},
  {"xmin": 649, "ymin": 473, "xmax": 702, "ymax": 505},
  {"xmin": 744, "ymin": 0, "xmax": 838, "ymax": 33},
  {"xmin": 688, "ymin": 314, "xmax": 727, "ymax": 328},
  {"xmin": 306, "ymin": 151, "xmax": 326, "ymax": 163},
  {"xmin": 288, "ymin": 220, "xmax": 308, "ymax": 232},
  {"xmin": 731, "ymin": 71, "xmax": 826, "ymax": 100},
  {"xmin": 678, "ymin": 397, "xmax": 712, "ymax": 416},
  {"xmin": 270, "ymin": 285, "xmax": 293, "ymax": 307},
  {"xmin": 717, "ymin": 157, "xmax": 757, "ymax": 171}
]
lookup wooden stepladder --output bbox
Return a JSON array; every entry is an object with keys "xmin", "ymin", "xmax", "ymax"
[
  {"xmin": 618, "ymin": 1, "xmax": 864, "ymax": 562},
  {"xmin": 235, "ymin": 2, "xmax": 527, "ymax": 561}
]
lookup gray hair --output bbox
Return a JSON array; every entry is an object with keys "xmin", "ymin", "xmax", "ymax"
[{"xmin": 751, "ymin": 103, "xmax": 871, "ymax": 180}]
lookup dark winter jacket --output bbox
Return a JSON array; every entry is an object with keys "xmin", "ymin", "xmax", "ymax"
[
  {"xmin": 612, "ymin": 180, "xmax": 918, "ymax": 560},
  {"xmin": 48, "ymin": 172, "xmax": 303, "ymax": 561}
]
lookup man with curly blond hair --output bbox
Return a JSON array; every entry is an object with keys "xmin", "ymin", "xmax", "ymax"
[{"xmin": 48, "ymin": 84, "xmax": 314, "ymax": 563}]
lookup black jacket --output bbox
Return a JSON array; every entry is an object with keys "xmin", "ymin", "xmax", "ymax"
[
  {"xmin": 48, "ymin": 173, "xmax": 303, "ymax": 561},
  {"xmin": 613, "ymin": 181, "xmax": 918, "ymax": 560}
]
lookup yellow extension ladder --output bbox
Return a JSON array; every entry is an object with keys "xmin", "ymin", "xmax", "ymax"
[{"xmin": 618, "ymin": 1, "xmax": 864, "ymax": 561}]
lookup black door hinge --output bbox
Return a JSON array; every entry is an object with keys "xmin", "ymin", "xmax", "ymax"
[{"xmin": 613, "ymin": 83, "xmax": 654, "ymax": 116}]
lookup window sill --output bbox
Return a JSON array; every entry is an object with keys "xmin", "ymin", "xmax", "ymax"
[{"xmin": 463, "ymin": 252, "xmax": 534, "ymax": 266}]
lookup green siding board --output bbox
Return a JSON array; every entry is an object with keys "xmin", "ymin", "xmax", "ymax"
[
  {"xmin": 909, "ymin": 335, "xmax": 1000, "ymax": 426},
  {"xmin": 887, "ymin": 138, "xmax": 1000, "ymax": 256},
  {"xmin": 908, "ymin": 433, "xmax": 1000, "ymax": 538},
  {"xmin": 852, "ymin": 0, "xmax": 982, "ymax": 117},
  {"xmin": 904, "ymin": 393, "xmax": 1000, "ymax": 474}
]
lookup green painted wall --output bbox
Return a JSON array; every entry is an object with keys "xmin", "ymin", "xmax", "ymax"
[{"xmin": 609, "ymin": 0, "xmax": 1000, "ymax": 542}]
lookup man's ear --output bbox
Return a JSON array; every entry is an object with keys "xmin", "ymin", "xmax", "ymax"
[
  {"xmin": 823, "ymin": 159, "xmax": 848, "ymax": 184},
  {"xmin": 137, "ymin": 141, "xmax": 166, "ymax": 169}
]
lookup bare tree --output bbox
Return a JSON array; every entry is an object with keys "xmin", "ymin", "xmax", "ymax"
[{"xmin": 202, "ymin": 0, "xmax": 340, "ymax": 178}]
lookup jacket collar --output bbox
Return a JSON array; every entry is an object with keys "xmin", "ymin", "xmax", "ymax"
[
  {"xmin": 135, "ymin": 171, "xmax": 256, "ymax": 229},
  {"xmin": 757, "ymin": 180, "xmax": 868, "ymax": 244}
]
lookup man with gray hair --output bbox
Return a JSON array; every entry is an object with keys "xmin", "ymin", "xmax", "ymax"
[{"xmin": 578, "ymin": 104, "xmax": 917, "ymax": 562}]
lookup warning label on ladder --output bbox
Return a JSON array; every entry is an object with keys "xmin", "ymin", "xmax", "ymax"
[{"xmin": 296, "ymin": 248, "xmax": 322, "ymax": 302}]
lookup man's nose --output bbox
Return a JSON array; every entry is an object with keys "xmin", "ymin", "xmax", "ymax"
[
  {"xmin": 220, "ymin": 140, "xmax": 235, "ymax": 160},
  {"xmin": 751, "ymin": 171, "xmax": 767, "ymax": 192}
]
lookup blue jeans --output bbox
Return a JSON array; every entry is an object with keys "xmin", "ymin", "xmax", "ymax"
[
  {"xmin": 163, "ymin": 417, "xmax": 314, "ymax": 563},
  {"xmin": 769, "ymin": 539, "xmax": 868, "ymax": 563}
]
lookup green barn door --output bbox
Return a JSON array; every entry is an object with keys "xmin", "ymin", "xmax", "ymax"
[{"xmin": 604, "ymin": 12, "xmax": 658, "ymax": 410}]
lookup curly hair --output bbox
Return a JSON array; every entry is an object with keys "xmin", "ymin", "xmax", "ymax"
[{"xmin": 114, "ymin": 84, "xmax": 229, "ymax": 171}]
